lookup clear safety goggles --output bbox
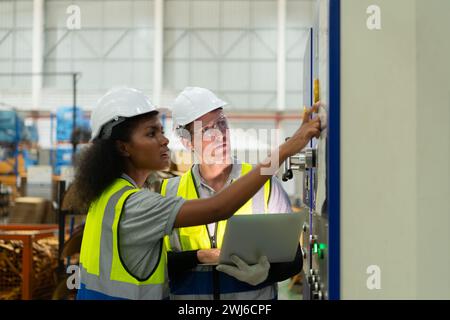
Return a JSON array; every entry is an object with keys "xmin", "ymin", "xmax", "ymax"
[{"xmin": 197, "ymin": 115, "xmax": 229, "ymax": 136}]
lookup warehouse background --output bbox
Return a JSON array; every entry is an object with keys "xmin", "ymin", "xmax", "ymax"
[
  {"xmin": 0, "ymin": 0, "xmax": 312, "ymax": 110},
  {"xmin": 0, "ymin": 0, "xmax": 314, "ymax": 195}
]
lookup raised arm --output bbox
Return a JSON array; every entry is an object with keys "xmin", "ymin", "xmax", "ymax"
[{"xmin": 174, "ymin": 109, "xmax": 321, "ymax": 228}]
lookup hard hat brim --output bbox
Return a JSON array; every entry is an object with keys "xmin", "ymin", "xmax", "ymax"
[{"xmin": 90, "ymin": 109, "xmax": 159, "ymax": 141}]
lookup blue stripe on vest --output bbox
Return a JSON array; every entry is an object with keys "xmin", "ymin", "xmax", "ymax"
[
  {"xmin": 170, "ymin": 271, "xmax": 273, "ymax": 295},
  {"xmin": 76, "ymin": 283, "xmax": 127, "ymax": 300}
]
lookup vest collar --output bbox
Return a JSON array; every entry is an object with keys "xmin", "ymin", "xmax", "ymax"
[
  {"xmin": 191, "ymin": 158, "xmax": 242, "ymax": 191},
  {"xmin": 120, "ymin": 173, "xmax": 139, "ymax": 188}
]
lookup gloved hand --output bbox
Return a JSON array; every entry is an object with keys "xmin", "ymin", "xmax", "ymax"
[{"xmin": 216, "ymin": 255, "xmax": 270, "ymax": 286}]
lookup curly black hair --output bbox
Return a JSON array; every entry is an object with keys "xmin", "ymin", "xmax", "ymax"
[{"xmin": 69, "ymin": 112, "xmax": 157, "ymax": 213}]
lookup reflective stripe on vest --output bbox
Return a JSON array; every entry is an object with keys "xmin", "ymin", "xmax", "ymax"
[
  {"xmin": 161, "ymin": 163, "xmax": 276, "ymax": 300},
  {"xmin": 78, "ymin": 178, "xmax": 167, "ymax": 300}
]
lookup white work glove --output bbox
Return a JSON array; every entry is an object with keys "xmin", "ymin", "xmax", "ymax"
[{"xmin": 216, "ymin": 255, "xmax": 270, "ymax": 286}]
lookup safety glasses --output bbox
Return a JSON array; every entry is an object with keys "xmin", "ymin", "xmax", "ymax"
[{"xmin": 199, "ymin": 115, "xmax": 229, "ymax": 136}]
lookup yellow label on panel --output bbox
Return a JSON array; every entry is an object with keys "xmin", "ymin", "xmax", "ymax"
[{"xmin": 313, "ymin": 79, "xmax": 320, "ymax": 103}]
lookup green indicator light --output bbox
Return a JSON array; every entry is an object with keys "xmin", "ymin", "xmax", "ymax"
[
  {"xmin": 317, "ymin": 243, "xmax": 326, "ymax": 259},
  {"xmin": 313, "ymin": 243, "xmax": 318, "ymax": 253}
]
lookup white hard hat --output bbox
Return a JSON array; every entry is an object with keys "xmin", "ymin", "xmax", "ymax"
[
  {"xmin": 171, "ymin": 87, "xmax": 227, "ymax": 128},
  {"xmin": 90, "ymin": 87, "xmax": 157, "ymax": 141}
]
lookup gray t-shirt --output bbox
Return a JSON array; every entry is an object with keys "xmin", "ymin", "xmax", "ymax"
[{"xmin": 118, "ymin": 174, "xmax": 185, "ymax": 280}]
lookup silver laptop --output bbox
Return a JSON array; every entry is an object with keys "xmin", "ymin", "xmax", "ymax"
[{"xmin": 218, "ymin": 213, "xmax": 302, "ymax": 265}]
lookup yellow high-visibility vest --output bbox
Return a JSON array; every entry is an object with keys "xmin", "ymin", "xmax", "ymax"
[{"xmin": 79, "ymin": 177, "xmax": 167, "ymax": 300}]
